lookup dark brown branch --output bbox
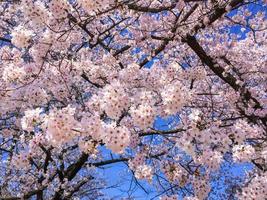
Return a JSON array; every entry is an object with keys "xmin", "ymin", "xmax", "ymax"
[
  {"xmin": 65, "ymin": 153, "xmax": 89, "ymax": 181},
  {"xmin": 140, "ymin": 128, "xmax": 186, "ymax": 136},
  {"xmin": 127, "ymin": 2, "xmax": 177, "ymax": 13}
]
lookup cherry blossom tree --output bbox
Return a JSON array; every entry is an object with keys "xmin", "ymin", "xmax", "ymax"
[{"xmin": 0, "ymin": 0, "xmax": 266, "ymax": 199}]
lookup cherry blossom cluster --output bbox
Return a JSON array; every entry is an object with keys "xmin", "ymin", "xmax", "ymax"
[
  {"xmin": 133, "ymin": 164, "xmax": 153, "ymax": 182},
  {"xmin": 78, "ymin": 0, "xmax": 112, "ymax": 14},
  {"xmin": 238, "ymin": 172, "xmax": 267, "ymax": 200},
  {"xmin": 0, "ymin": 0, "xmax": 266, "ymax": 199},
  {"xmin": 21, "ymin": 108, "xmax": 43, "ymax": 132},
  {"xmin": 100, "ymin": 81, "xmax": 130, "ymax": 119},
  {"xmin": 186, "ymin": 66, "xmax": 207, "ymax": 80},
  {"xmin": 11, "ymin": 25, "xmax": 33, "ymax": 48},
  {"xmin": 232, "ymin": 144, "xmax": 256, "ymax": 163},
  {"xmin": 28, "ymin": 133, "xmax": 46, "ymax": 157},
  {"xmin": 130, "ymin": 104, "xmax": 156, "ymax": 129},
  {"xmin": 2, "ymin": 63, "xmax": 26, "ymax": 83},
  {"xmin": 20, "ymin": 0, "xmax": 49, "ymax": 28},
  {"xmin": 161, "ymin": 161, "xmax": 187, "ymax": 184},
  {"xmin": 192, "ymin": 176, "xmax": 211, "ymax": 200},
  {"xmin": 78, "ymin": 139, "xmax": 98, "ymax": 156},
  {"xmin": 80, "ymin": 113, "xmax": 102, "ymax": 141},
  {"xmin": 11, "ymin": 152, "xmax": 30, "ymax": 170},
  {"xmin": 48, "ymin": 0, "xmax": 71, "ymax": 19},
  {"xmin": 128, "ymin": 152, "xmax": 146, "ymax": 170},
  {"xmin": 196, "ymin": 150, "xmax": 223, "ymax": 171},
  {"xmin": 128, "ymin": 151, "xmax": 155, "ymax": 181},
  {"xmin": 102, "ymin": 123, "xmax": 131, "ymax": 154},
  {"xmin": 161, "ymin": 81, "xmax": 190, "ymax": 115},
  {"xmin": 42, "ymin": 106, "xmax": 78, "ymax": 147}
]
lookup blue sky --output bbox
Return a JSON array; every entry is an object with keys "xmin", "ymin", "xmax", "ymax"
[{"xmin": 98, "ymin": 116, "xmax": 254, "ymax": 199}]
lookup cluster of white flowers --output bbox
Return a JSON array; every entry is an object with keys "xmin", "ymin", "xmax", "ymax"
[
  {"xmin": 130, "ymin": 104, "xmax": 156, "ymax": 129},
  {"xmin": 236, "ymin": 120, "xmax": 263, "ymax": 138},
  {"xmin": 176, "ymin": 139, "xmax": 195, "ymax": 156},
  {"xmin": 78, "ymin": 139, "xmax": 97, "ymax": 155},
  {"xmin": 238, "ymin": 172, "xmax": 267, "ymax": 200},
  {"xmin": 102, "ymin": 123, "xmax": 131, "ymax": 154},
  {"xmin": 80, "ymin": 113, "xmax": 102, "ymax": 141},
  {"xmin": 11, "ymin": 26, "xmax": 33, "ymax": 48},
  {"xmin": 23, "ymin": 85, "xmax": 49, "ymax": 106},
  {"xmin": 128, "ymin": 153, "xmax": 146, "ymax": 170},
  {"xmin": 134, "ymin": 164, "xmax": 153, "ymax": 182},
  {"xmin": 83, "ymin": 59, "xmax": 119, "ymax": 84},
  {"xmin": 193, "ymin": 177, "xmax": 211, "ymax": 200},
  {"xmin": 2, "ymin": 63, "xmax": 26, "ymax": 83},
  {"xmin": 77, "ymin": 0, "xmax": 97, "ymax": 14},
  {"xmin": 161, "ymin": 81, "xmax": 188, "ymax": 115},
  {"xmin": 22, "ymin": 63, "xmax": 39, "ymax": 76},
  {"xmin": 133, "ymin": 90, "xmax": 157, "ymax": 106},
  {"xmin": 165, "ymin": 62, "xmax": 182, "ymax": 79},
  {"xmin": 189, "ymin": 66, "xmax": 207, "ymax": 80},
  {"xmin": 86, "ymin": 94, "xmax": 101, "ymax": 113},
  {"xmin": 11, "ymin": 152, "xmax": 30, "ymax": 170},
  {"xmin": 161, "ymin": 161, "xmax": 186, "ymax": 184},
  {"xmin": 232, "ymin": 144, "xmax": 255, "ymax": 163},
  {"xmin": 43, "ymin": 106, "xmax": 78, "ymax": 147},
  {"xmin": 29, "ymin": 40, "xmax": 51, "ymax": 63},
  {"xmin": 48, "ymin": 0, "xmax": 71, "ymax": 19},
  {"xmin": 101, "ymin": 81, "xmax": 130, "ymax": 119},
  {"xmin": 21, "ymin": 0, "xmax": 49, "ymax": 28},
  {"xmin": 187, "ymin": 66, "xmax": 207, "ymax": 80},
  {"xmin": 21, "ymin": 108, "xmax": 42, "ymax": 132},
  {"xmin": 231, "ymin": 120, "xmax": 259, "ymax": 144},
  {"xmin": 197, "ymin": 150, "xmax": 223, "ymax": 171},
  {"xmin": 189, "ymin": 109, "xmax": 202, "ymax": 122},
  {"xmin": 127, "ymin": 132, "xmax": 139, "ymax": 149},
  {"xmin": 78, "ymin": 0, "xmax": 112, "ymax": 14},
  {"xmin": 119, "ymin": 63, "xmax": 141, "ymax": 86}
]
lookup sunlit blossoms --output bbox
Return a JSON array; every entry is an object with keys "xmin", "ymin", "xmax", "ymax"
[
  {"xmin": 48, "ymin": 0, "xmax": 70, "ymax": 19},
  {"xmin": 11, "ymin": 152, "xmax": 31, "ymax": 170},
  {"xmin": 80, "ymin": 113, "xmax": 102, "ymax": 140},
  {"xmin": 0, "ymin": 0, "xmax": 266, "ymax": 199},
  {"xmin": 196, "ymin": 150, "xmax": 223, "ymax": 171},
  {"xmin": 11, "ymin": 26, "xmax": 33, "ymax": 48},
  {"xmin": 21, "ymin": 0, "xmax": 49, "ymax": 28},
  {"xmin": 134, "ymin": 164, "xmax": 153, "ymax": 182},
  {"xmin": 78, "ymin": 0, "xmax": 111, "ymax": 14},
  {"xmin": 2, "ymin": 63, "xmax": 26, "ymax": 83},
  {"xmin": 43, "ymin": 106, "xmax": 78, "ymax": 147},
  {"xmin": 161, "ymin": 81, "xmax": 190, "ymax": 115},
  {"xmin": 101, "ymin": 81, "xmax": 130, "ymax": 119},
  {"xmin": 102, "ymin": 123, "xmax": 131, "ymax": 154},
  {"xmin": 193, "ymin": 177, "xmax": 211, "ymax": 200},
  {"xmin": 161, "ymin": 161, "xmax": 187, "ymax": 184},
  {"xmin": 21, "ymin": 108, "xmax": 42, "ymax": 132},
  {"xmin": 232, "ymin": 144, "xmax": 256, "ymax": 163},
  {"xmin": 130, "ymin": 104, "xmax": 156, "ymax": 129},
  {"xmin": 238, "ymin": 172, "xmax": 267, "ymax": 200},
  {"xmin": 78, "ymin": 139, "xmax": 98, "ymax": 155}
]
